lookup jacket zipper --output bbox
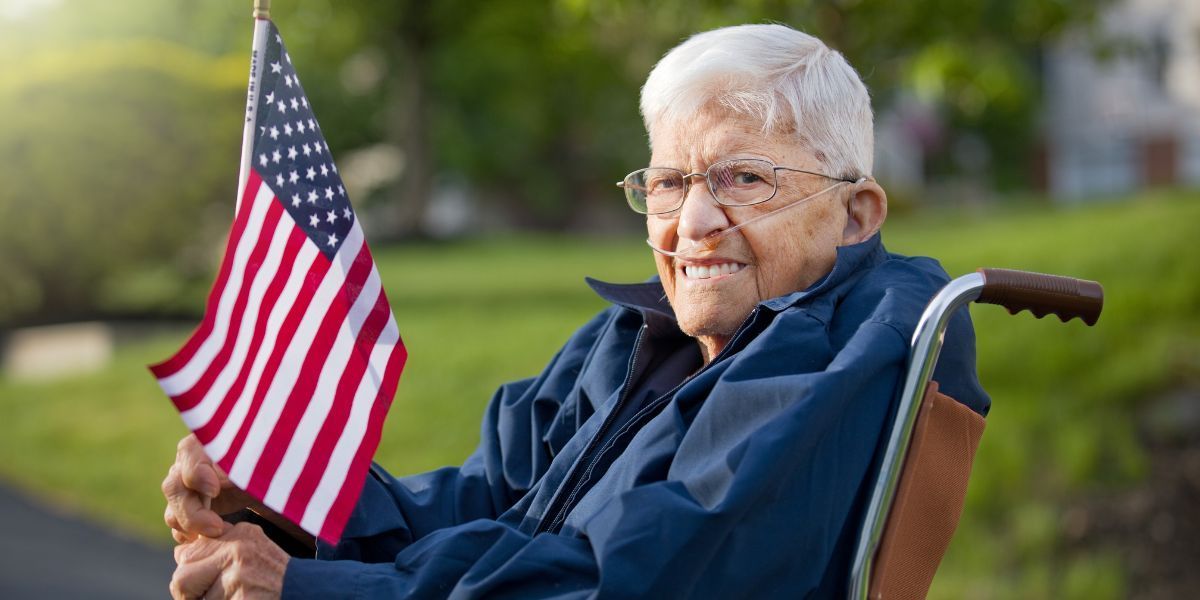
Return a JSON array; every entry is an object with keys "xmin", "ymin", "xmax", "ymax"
[
  {"xmin": 535, "ymin": 323, "xmax": 649, "ymax": 535},
  {"xmin": 535, "ymin": 306, "xmax": 765, "ymax": 535}
]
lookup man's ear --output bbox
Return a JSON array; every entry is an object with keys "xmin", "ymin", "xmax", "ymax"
[{"xmin": 841, "ymin": 180, "xmax": 887, "ymax": 245}]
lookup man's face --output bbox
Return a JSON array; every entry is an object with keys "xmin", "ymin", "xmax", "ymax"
[{"xmin": 647, "ymin": 110, "xmax": 850, "ymax": 356}]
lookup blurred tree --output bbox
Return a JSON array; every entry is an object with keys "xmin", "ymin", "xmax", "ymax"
[{"xmin": 0, "ymin": 38, "xmax": 245, "ymax": 325}]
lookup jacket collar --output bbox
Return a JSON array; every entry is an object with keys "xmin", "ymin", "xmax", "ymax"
[{"xmin": 586, "ymin": 232, "xmax": 887, "ymax": 318}]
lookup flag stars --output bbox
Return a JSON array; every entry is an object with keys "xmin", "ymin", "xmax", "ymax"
[
  {"xmin": 270, "ymin": 61, "xmax": 282, "ymax": 74},
  {"xmin": 258, "ymin": 153, "xmax": 268, "ymax": 167},
  {"xmin": 284, "ymin": 74, "xmax": 294, "ymax": 87},
  {"xmin": 326, "ymin": 210, "xmax": 337, "ymax": 224},
  {"xmin": 300, "ymin": 97, "xmax": 308, "ymax": 109},
  {"xmin": 269, "ymin": 126, "xmax": 279, "ymax": 140},
  {"xmin": 338, "ymin": 185, "xmax": 346, "ymax": 197},
  {"xmin": 265, "ymin": 92, "xmax": 274, "ymax": 105},
  {"xmin": 324, "ymin": 187, "xmax": 334, "ymax": 200},
  {"xmin": 285, "ymin": 52, "xmax": 292, "ymax": 64},
  {"xmin": 292, "ymin": 194, "xmax": 302, "ymax": 207},
  {"xmin": 307, "ymin": 190, "xmax": 318, "ymax": 204},
  {"xmin": 319, "ymin": 164, "xmax": 329, "ymax": 177},
  {"xmin": 302, "ymin": 143, "xmax": 312, "ymax": 157},
  {"xmin": 287, "ymin": 146, "xmax": 297, "ymax": 161},
  {"xmin": 309, "ymin": 213, "xmax": 320, "ymax": 228},
  {"xmin": 327, "ymin": 233, "xmax": 338, "ymax": 247},
  {"xmin": 277, "ymin": 99, "xmax": 287, "ymax": 113},
  {"xmin": 288, "ymin": 170, "xmax": 299, "ymax": 184},
  {"xmin": 296, "ymin": 120, "xmax": 307, "ymax": 134},
  {"xmin": 308, "ymin": 118, "xmax": 316, "ymax": 131},
  {"xmin": 275, "ymin": 173, "xmax": 284, "ymax": 188},
  {"xmin": 342, "ymin": 207, "xmax": 352, "ymax": 219},
  {"xmin": 290, "ymin": 97, "xmax": 299, "ymax": 111},
  {"xmin": 306, "ymin": 166, "xmax": 316, "ymax": 181},
  {"xmin": 283, "ymin": 123, "xmax": 293, "ymax": 136},
  {"xmin": 271, "ymin": 149, "xmax": 282, "ymax": 163}
]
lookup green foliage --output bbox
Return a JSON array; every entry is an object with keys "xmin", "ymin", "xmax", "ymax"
[{"xmin": 0, "ymin": 39, "xmax": 245, "ymax": 325}]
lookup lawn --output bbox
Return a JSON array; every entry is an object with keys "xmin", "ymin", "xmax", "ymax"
[{"xmin": 0, "ymin": 192, "xmax": 1195, "ymax": 598}]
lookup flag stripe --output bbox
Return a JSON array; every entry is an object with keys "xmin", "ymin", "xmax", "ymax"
[
  {"xmin": 213, "ymin": 236, "xmax": 333, "ymax": 471},
  {"xmin": 281, "ymin": 286, "xmax": 392, "ymax": 519},
  {"xmin": 158, "ymin": 180, "xmax": 277, "ymax": 401},
  {"xmin": 263, "ymin": 261, "xmax": 383, "ymax": 509},
  {"xmin": 300, "ymin": 314, "xmax": 401, "ymax": 534},
  {"xmin": 150, "ymin": 173, "xmax": 263, "ymax": 379},
  {"xmin": 191, "ymin": 220, "xmax": 308, "ymax": 444},
  {"xmin": 319, "ymin": 323, "xmax": 407, "ymax": 541},
  {"xmin": 244, "ymin": 237, "xmax": 376, "ymax": 501},
  {"xmin": 226, "ymin": 225, "xmax": 366, "ymax": 489},
  {"xmin": 204, "ymin": 230, "xmax": 320, "ymax": 463},
  {"xmin": 179, "ymin": 199, "xmax": 287, "ymax": 425}
]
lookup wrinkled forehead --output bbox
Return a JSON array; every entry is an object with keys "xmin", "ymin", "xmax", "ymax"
[{"xmin": 648, "ymin": 105, "xmax": 816, "ymax": 170}]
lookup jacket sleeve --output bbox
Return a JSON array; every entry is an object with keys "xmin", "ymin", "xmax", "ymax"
[
  {"xmin": 313, "ymin": 308, "xmax": 618, "ymax": 565},
  {"xmin": 282, "ymin": 311, "xmax": 915, "ymax": 598}
]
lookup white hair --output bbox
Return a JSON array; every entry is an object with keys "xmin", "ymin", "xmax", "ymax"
[{"xmin": 640, "ymin": 24, "xmax": 874, "ymax": 179}]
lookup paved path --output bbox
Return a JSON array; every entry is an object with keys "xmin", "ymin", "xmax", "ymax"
[{"xmin": 0, "ymin": 483, "xmax": 175, "ymax": 599}]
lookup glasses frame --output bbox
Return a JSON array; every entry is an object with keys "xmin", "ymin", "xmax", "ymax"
[{"xmin": 617, "ymin": 158, "xmax": 861, "ymax": 215}]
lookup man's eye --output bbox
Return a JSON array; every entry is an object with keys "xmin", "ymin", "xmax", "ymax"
[
  {"xmin": 648, "ymin": 177, "xmax": 680, "ymax": 192},
  {"xmin": 733, "ymin": 172, "xmax": 763, "ymax": 185}
]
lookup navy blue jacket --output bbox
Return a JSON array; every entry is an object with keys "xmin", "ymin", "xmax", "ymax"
[{"xmin": 282, "ymin": 233, "xmax": 988, "ymax": 598}]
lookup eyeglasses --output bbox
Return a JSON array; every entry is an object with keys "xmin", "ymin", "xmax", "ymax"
[{"xmin": 618, "ymin": 158, "xmax": 858, "ymax": 215}]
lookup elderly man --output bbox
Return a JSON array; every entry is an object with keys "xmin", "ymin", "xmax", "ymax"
[{"xmin": 165, "ymin": 23, "xmax": 987, "ymax": 598}]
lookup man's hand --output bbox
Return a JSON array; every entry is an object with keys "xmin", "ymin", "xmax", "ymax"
[
  {"xmin": 170, "ymin": 521, "xmax": 288, "ymax": 600},
  {"xmin": 163, "ymin": 434, "xmax": 253, "ymax": 542}
]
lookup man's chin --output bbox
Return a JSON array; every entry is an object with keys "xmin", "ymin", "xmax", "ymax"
[{"xmin": 675, "ymin": 312, "xmax": 744, "ymax": 342}]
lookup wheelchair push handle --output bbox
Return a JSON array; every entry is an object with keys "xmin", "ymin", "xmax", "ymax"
[{"xmin": 975, "ymin": 268, "xmax": 1103, "ymax": 326}]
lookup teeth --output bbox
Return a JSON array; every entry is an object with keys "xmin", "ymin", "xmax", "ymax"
[{"xmin": 683, "ymin": 262, "xmax": 744, "ymax": 279}]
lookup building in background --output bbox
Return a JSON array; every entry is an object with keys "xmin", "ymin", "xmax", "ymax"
[{"xmin": 1040, "ymin": 0, "xmax": 1200, "ymax": 200}]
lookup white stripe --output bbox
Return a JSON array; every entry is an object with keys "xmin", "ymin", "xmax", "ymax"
[
  {"xmin": 301, "ymin": 313, "xmax": 401, "ymax": 534},
  {"xmin": 180, "ymin": 211, "xmax": 292, "ymax": 430},
  {"xmin": 262, "ymin": 266, "xmax": 383, "ymax": 508},
  {"xmin": 204, "ymin": 236, "xmax": 322, "ymax": 464},
  {"xmin": 226, "ymin": 225, "xmax": 366, "ymax": 490},
  {"xmin": 158, "ymin": 182, "xmax": 275, "ymax": 397}
]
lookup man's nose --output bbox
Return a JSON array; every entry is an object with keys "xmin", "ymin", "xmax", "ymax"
[{"xmin": 675, "ymin": 180, "xmax": 732, "ymax": 242}]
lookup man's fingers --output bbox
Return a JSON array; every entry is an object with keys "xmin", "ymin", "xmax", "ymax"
[
  {"xmin": 163, "ymin": 437, "xmax": 228, "ymax": 538},
  {"xmin": 166, "ymin": 481, "xmax": 226, "ymax": 538},
  {"xmin": 172, "ymin": 529, "xmax": 193, "ymax": 545},
  {"xmin": 177, "ymin": 436, "xmax": 222, "ymax": 498},
  {"xmin": 170, "ymin": 550, "xmax": 225, "ymax": 600}
]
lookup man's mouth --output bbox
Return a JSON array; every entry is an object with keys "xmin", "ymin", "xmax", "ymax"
[{"xmin": 681, "ymin": 262, "xmax": 746, "ymax": 280}]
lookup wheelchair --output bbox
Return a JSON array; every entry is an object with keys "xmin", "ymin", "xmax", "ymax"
[{"xmin": 848, "ymin": 269, "xmax": 1104, "ymax": 599}]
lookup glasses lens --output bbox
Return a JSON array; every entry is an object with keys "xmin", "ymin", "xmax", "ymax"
[
  {"xmin": 626, "ymin": 168, "xmax": 685, "ymax": 214},
  {"xmin": 709, "ymin": 159, "xmax": 776, "ymax": 206}
]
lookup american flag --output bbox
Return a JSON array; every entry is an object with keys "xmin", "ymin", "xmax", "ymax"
[{"xmin": 150, "ymin": 21, "xmax": 406, "ymax": 543}]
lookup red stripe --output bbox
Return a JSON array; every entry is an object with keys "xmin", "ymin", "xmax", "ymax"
[
  {"xmin": 193, "ymin": 224, "xmax": 307, "ymax": 444},
  {"xmin": 280, "ymin": 288, "xmax": 391, "ymax": 521},
  {"xmin": 170, "ymin": 199, "xmax": 285, "ymax": 412},
  {"xmin": 319, "ymin": 318, "xmax": 407, "ymax": 542},
  {"xmin": 150, "ymin": 171, "xmax": 264, "ymax": 379},
  {"xmin": 216, "ymin": 248, "xmax": 332, "ymax": 475},
  {"xmin": 244, "ymin": 243, "xmax": 376, "ymax": 499}
]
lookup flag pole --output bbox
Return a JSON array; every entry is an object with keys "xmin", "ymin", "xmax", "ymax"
[{"xmin": 235, "ymin": 0, "xmax": 273, "ymax": 213}]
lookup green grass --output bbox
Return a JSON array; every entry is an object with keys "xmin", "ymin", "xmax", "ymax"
[{"xmin": 0, "ymin": 192, "xmax": 1196, "ymax": 597}]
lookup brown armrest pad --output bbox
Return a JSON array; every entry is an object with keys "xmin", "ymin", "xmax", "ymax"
[{"xmin": 868, "ymin": 381, "xmax": 986, "ymax": 599}]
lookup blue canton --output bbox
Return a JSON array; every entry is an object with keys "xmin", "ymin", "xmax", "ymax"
[{"xmin": 253, "ymin": 22, "xmax": 353, "ymax": 260}]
